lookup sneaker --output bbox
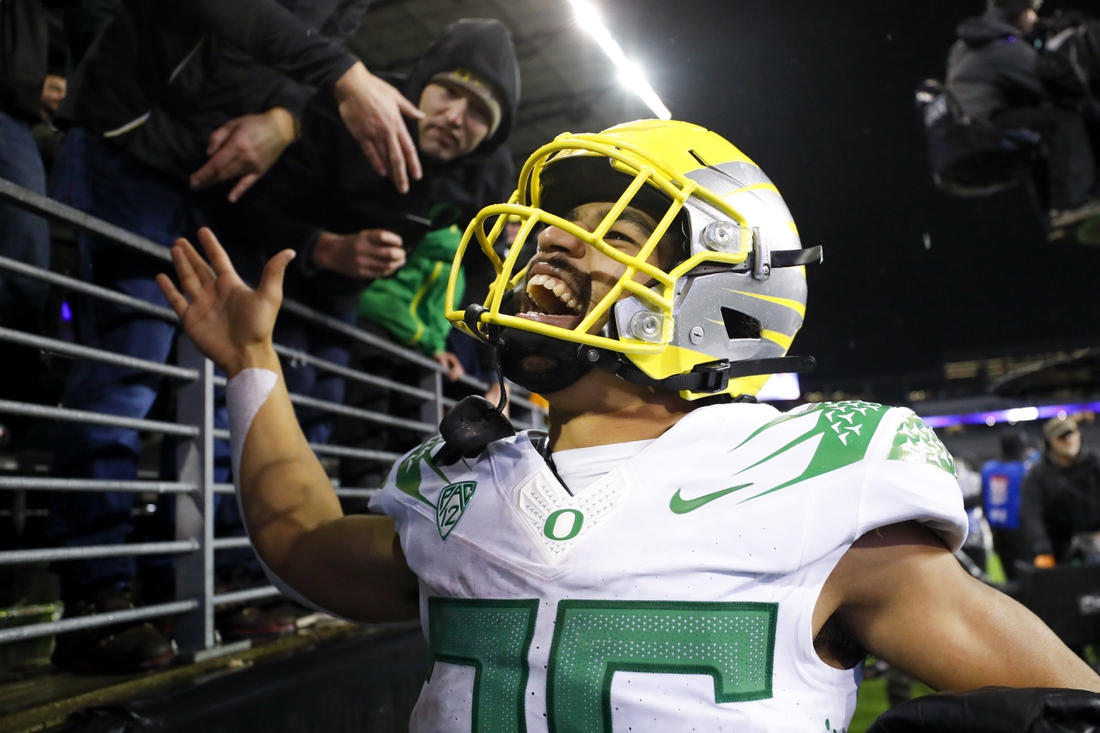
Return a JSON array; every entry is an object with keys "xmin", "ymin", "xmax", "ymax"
[
  {"xmin": 1050, "ymin": 199, "xmax": 1100, "ymax": 228},
  {"xmin": 52, "ymin": 623, "xmax": 178, "ymax": 673},
  {"xmin": 216, "ymin": 605, "xmax": 297, "ymax": 641},
  {"xmin": 51, "ymin": 589, "xmax": 177, "ymax": 673}
]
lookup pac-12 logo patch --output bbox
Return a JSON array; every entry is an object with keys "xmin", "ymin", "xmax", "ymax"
[{"xmin": 436, "ymin": 481, "xmax": 476, "ymax": 540}]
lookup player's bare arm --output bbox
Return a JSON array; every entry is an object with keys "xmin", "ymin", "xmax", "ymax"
[
  {"xmin": 815, "ymin": 521, "xmax": 1100, "ymax": 692},
  {"xmin": 156, "ymin": 228, "xmax": 418, "ymax": 622}
]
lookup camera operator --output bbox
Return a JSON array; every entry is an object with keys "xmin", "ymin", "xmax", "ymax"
[{"xmin": 946, "ymin": 0, "xmax": 1100, "ymax": 229}]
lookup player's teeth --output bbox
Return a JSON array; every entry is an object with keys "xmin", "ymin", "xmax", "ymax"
[
  {"xmin": 552, "ymin": 283, "xmax": 567, "ymax": 297},
  {"xmin": 567, "ymin": 298, "xmax": 578, "ymax": 310}
]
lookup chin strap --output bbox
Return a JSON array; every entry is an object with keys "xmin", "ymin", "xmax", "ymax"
[
  {"xmin": 580, "ymin": 346, "xmax": 816, "ymax": 394},
  {"xmin": 438, "ymin": 304, "xmax": 817, "ymax": 466}
]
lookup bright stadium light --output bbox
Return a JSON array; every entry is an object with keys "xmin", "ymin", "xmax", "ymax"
[{"xmin": 565, "ymin": 0, "xmax": 672, "ymax": 120}]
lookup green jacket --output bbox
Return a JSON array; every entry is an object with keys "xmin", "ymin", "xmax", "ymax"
[{"xmin": 357, "ymin": 226, "xmax": 465, "ymax": 356}]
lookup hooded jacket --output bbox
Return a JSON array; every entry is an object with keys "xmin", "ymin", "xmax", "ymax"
[
  {"xmin": 400, "ymin": 18, "xmax": 520, "ymax": 160},
  {"xmin": 57, "ymin": 0, "xmax": 371, "ymax": 180},
  {"xmin": 946, "ymin": 8, "xmax": 1047, "ymax": 120},
  {"xmin": 215, "ymin": 17, "xmax": 520, "ymax": 294},
  {"xmin": 1019, "ymin": 448, "xmax": 1100, "ymax": 560}
]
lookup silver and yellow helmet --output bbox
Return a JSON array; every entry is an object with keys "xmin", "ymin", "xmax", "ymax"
[{"xmin": 445, "ymin": 119, "xmax": 819, "ymax": 399}]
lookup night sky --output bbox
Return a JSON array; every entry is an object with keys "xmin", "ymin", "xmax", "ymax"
[{"xmin": 600, "ymin": 0, "xmax": 1100, "ymax": 388}]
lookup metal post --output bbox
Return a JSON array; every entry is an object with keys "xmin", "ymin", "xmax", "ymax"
[
  {"xmin": 174, "ymin": 337, "xmax": 215, "ymax": 651},
  {"xmin": 421, "ymin": 364, "xmax": 444, "ymax": 433}
]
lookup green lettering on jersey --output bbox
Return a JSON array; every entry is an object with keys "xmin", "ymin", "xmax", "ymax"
[
  {"xmin": 396, "ymin": 436, "xmax": 449, "ymax": 507},
  {"xmin": 427, "ymin": 598, "xmax": 779, "ymax": 732},
  {"xmin": 427, "ymin": 597, "xmax": 539, "ymax": 733},
  {"xmin": 543, "ymin": 509, "xmax": 584, "ymax": 541},
  {"xmin": 547, "ymin": 600, "xmax": 777, "ymax": 733},
  {"xmin": 437, "ymin": 481, "xmax": 477, "ymax": 540},
  {"xmin": 887, "ymin": 413, "xmax": 956, "ymax": 476}
]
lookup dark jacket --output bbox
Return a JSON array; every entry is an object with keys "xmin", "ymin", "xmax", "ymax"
[
  {"xmin": 57, "ymin": 0, "xmax": 370, "ymax": 180},
  {"xmin": 218, "ymin": 18, "xmax": 520, "ymax": 285},
  {"xmin": 946, "ymin": 8, "xmax": 1047, "ymax": 120},
  {"xmin": 0, "ymin": 0, "xmax": 76, "ymax": 121},
  {"xmin": 1019, "ymin": 448, "xmax": 1100, "ymax": 560}
]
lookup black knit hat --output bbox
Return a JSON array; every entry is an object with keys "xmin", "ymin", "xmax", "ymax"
[{"xmin": 987, "ymin": 0, "xmax": 1042, "ymax": 19}]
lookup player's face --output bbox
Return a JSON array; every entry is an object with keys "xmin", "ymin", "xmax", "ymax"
[
  {"xmin": 417, "ymin": 82, "xmax": 492, "ymax": 162},
  {"xmin": 516, "ymin": 202, "xmax": 674, "ymax": 334}
]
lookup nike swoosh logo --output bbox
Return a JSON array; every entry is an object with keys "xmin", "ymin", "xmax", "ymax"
[{"xmin": 669, "ymin": 483, "xmax": 753, "ymax": 514}]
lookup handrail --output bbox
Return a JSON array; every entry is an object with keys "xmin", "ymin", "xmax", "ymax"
[
  {"xmin": 0, "ymin": 600, "xmax": 199, "ymax": 644},
  {"xmin": 0, "ymin": 254, "xmax": 178, "ymax": 321},
  {"xmin": 0, "ymin": 325, "xmax": 199, "ymax": 380},
  {"xmin": 0, "ymin": 173, "xmax": 546, "ymax": 658},
  {"xmin": 0, "ymin": 399, "xmax": 199, "ymax": 436},
  {"xmin": 0, "ymin": 540, "xmax": 200, "ymax": 565},
  {"xmin": 0, "ymin": 477, "xmax": 196, "ymax": 493}
]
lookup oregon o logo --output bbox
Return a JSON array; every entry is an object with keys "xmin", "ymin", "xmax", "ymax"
[{"xmin": 543, "ymin": 509, "xmax": 584, "ymax": 541}]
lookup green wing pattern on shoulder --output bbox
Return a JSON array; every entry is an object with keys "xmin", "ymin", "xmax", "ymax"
[
  {"xmin": 887, "ymin": 412, "xmax": 956, "ymax": 476},
  {"xmin": 731, "ymin": 400, "xmax": 890, "ymax": 502},
  {"xmin": 668, "ymin": 401, "xmax": 899, "ymax": 514},
  {"xmin": 395, "ymin": 436, "xmax": 450, "ymax": 507}
]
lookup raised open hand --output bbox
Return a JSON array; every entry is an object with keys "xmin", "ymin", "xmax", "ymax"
[{"xmin": 155, "ymin": 228, "xmax": 295, "ymax": 376}]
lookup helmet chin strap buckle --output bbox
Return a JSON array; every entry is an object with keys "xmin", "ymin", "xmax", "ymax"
[{"xmin": 690, "ymin": 361, "xmax": 732, "ymax": 393}]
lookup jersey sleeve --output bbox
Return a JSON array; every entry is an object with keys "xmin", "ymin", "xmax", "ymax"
[
  {"xmin": 368, "ymin": 436, "xmax": 446, "ymax": 534},
  {"xmin": 857, "ymin": 407, "xmax": 968, "ymax": 551}
]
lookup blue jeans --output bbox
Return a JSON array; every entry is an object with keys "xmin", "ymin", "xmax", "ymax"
[
  {"xmin": 45, "ymin": 129, "xmax": 247, "ymax": 600},
  {"xmin": 276, "ymin": 311, "xmax": 353, "ymax": 446},
  {"xmin": 228, "ymin": 246, "xmax": 354, "ymax": 447},
  {"xmin": 0, "ymin": 110, "xmax": 50, "ymax": 330}
]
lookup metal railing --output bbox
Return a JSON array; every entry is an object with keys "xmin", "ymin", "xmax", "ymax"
[{"xmin": 0, "ymin": 176, "xmax": 546, "ymax": 652}]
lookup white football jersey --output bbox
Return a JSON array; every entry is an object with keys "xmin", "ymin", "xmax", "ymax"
[{"xmin": 370, "ymin": 400, "xmax": 967, "ymax": 733}]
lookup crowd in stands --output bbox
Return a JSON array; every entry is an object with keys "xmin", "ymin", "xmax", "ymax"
[{"xmin": 0, "ymin": 0, "xmax": 519, "ymax": 672}]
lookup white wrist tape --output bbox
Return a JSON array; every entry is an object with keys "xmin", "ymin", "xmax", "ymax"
[
  {"xmin": 226, "ymin": 368, "xmax": 279, "ymax": 481},
  {"xmin": 226, "ymin": 367, "xmax": 336, "ymax": 615}
]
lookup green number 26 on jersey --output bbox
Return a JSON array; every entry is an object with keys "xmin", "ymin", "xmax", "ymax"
[{"xmin": 428, "ymin": 597, "xmax": 778, "ymax": 733}]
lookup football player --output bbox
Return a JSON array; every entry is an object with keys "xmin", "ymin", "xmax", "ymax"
[{"xmin": 158, "ymin": 120, "xmax": 1100, "ymax": 732}]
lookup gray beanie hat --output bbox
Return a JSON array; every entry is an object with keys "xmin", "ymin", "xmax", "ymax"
[{"xmin": 987, "ymin": 0, "xmax": 1042, "ymax": 19}]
